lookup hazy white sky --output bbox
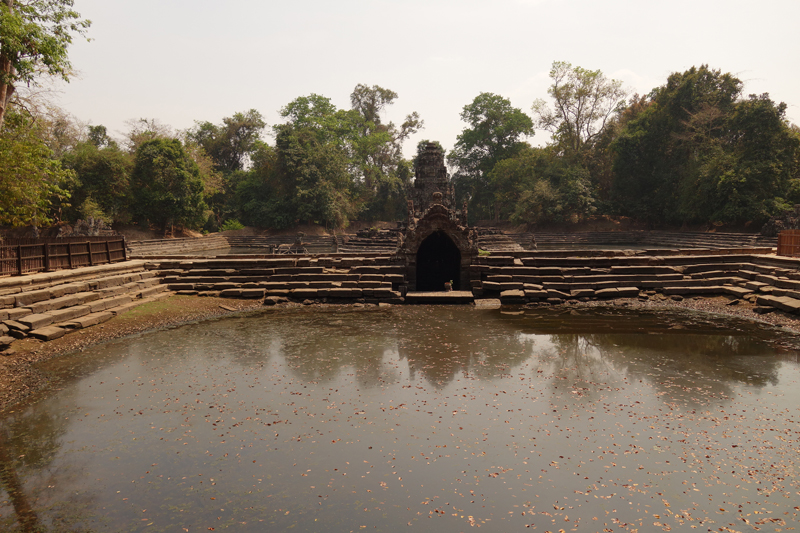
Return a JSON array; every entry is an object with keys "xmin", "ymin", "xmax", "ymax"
[{"xmin": 55, "ymin": 0, "xmax": 800, "ymax": 156}]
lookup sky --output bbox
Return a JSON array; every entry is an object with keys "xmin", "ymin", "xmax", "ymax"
[{"xmin": 54, "ymin": 0, "xmax": 800, "ymax": 157}]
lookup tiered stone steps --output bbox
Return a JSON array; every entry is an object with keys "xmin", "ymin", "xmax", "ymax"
[
  {"xmin": 477, "ymin": 233, "xmax": 529, "ymax": 252},
  {"xmin": 154, "ymin": 256, "xmax": 405, "ymax": 304},
  {"xmin": 530, "ymin": 231, "xmax": 777, "ymax": 249},
  {"xmin": 470, "ymin": 252, "xmax": 800, "ymax": 314},
  {"xmin": 127, "ymin": 234, "xmax": 229, "ymax": 256},
  {"xmin": 1, "ymin": 261, "xmax": 172, "ymax": 351},
  {"xmin": 335, "ymin": 233, "xmax": 399, "ymax": 253},
  {"xmin": 224, "ymin": 235, "xmax": 339, "ymax": 254}
]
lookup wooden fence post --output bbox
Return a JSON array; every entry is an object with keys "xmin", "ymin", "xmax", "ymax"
[
  {"xmin": 16, "ymin": 245, "xmax": 22, "ymax": 276},
  {"xmin": 87, "ymin": 242, "xmax": 94, "ymax": 266},
  {"xmin": 43, "ymin": 243, "xmax": 51, "ymax": 271},
  {"xmin": 67, "ymin": 242, "xmax": 74, "ymax": 268}
]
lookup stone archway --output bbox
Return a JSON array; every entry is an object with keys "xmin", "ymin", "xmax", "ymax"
[{"xmin": 415, "ymin": 230, "xmax": 461, "ymax": 291}]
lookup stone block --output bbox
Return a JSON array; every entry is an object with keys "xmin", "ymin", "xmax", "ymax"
[
  {"xmin": 242, "ymin": 289, "xmax": 264, "ymax": 300},
  {"xmin": 61, "ymin": 311, "xmax": 114, "ymax": 329},
  {"xmin": 89, "ymin": 295, "xmax": 132, "ymax": 313},
  {"xmin": 595, "ymin": 288, "xmax": 619, "ymax": 298},
  {"xmin": 3, "ymin": 320, "xmax": 29, "ymax": 332},
  {"xmin": 18, "ymin": 313, "xmax": 55, "ymax": 330},
  {"xmin": 500, "ymin": 289, "xmax": 526, "ymax": 304},
  {"xmin": 46, "ymin": 306, "xmax": 91, "ymax": 323},
  {"xmin": 481, "ymin": 281, "xmax": 502, "ymax": 292},
  {"xmin": 0, "ymin": 309, "xmax": 7, "ymax": 321},
  {"xmin": 0, "ymin": 335, "xmax": 15, "ymax": 348},
  {"xmin": 524, "ymin": 289, "xmax": 548, "ymax": 299},
  {"xmin": 546, "ymin": 289, "xmax": 571, "ymax": 299},
  {"xmin": 212, "ymin": 282, "xmax": 239, "ymax": 290},
  {"xmin": 291, "ymin": 288, "xmax": 319, "ymax": 299},
  {"xmin": 372, "ymin": 288, "xmax": 396, "ymax": 298},
  {"xmin": 219, "ymin": 288, "xmax": 243, "ymax": 297},
  {"xmin": 28, "ymin": 293, "xmax": 86, "ymax": 314},
  {"xmin": 328, "ymin": 288, "xmax": 362, "ymax": 298},
  {"xmin": 724, "ymin": 286, "xmax": 753, "ymax": 298},
  {"xmin": 15, "ymin": 289, "xmax": 51, "ymax": 307},
  {"xmin": 570, "ymin": 288, "xmax": 595, "ymax": 298},
  {"xmin": 168, "ymin": 283, "xmax": 196, "ymax": 291},
  {"xmin": 616, "ymin": 287, "xmax": 640, "ymax": 297},
  {"xmin": 29, "ymin": 326, "xmax": 66, "ymax": 341},
  {"xmin": 264, "ymin": 289, "xmax": 291, "ymax": 297},
  {"xmin": 499, "ymin": 282, "xmax": 524, "ymax": 291},
  {"xmin": 757, "ymin": 294, "xmax": 800, "ymax": 314},
  {"xmin": 138, "ymin": 286, "xmax": 167, "ymax": 298}
]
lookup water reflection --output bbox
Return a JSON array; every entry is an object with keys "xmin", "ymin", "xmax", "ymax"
[{"xmin": 1, "ymin": 305, "xmax": 798, "ymax": 532}]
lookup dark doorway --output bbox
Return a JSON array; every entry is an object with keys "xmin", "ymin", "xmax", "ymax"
[{"xmin": 416, "ymin": 231, "xmax": 461, "ymax": 291}]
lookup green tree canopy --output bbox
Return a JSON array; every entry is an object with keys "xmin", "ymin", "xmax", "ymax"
[
  {"xmin": 447, "ymin": 92, "xmax": 534, "ymax": 221},
  {"xmin": 532, "ymin": 61, "xmax": 627, "ymax": 157},
  {"xmin": 0, "ymin": 107, "xmax": 73, "ymax": 225},
  {"xmin": 61, "ymin": 129, "xmax": 132, "ymax": 223},
  {"xmin": 186, "ymin": 109, "xmax": 266, "ymax": 174},
  {"xmin": 611, "ymin": 65, "xmax": 800, "ymax": 225},
  {"xmin": 0, "ymin": 0, "xmax": 90, "ymax": 129},
  {"xmin": 129, "ymin": 138, "xmax": 206, "ymax": 233}
]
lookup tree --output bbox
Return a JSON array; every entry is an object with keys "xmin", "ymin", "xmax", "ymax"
[
  {"xmin": 611, "ymin": 65, "xmax": 800, "ymax": 226},
  {"xmin": 532, "ymin": 61, "xmax": 627, "ymax": 157},
  {"xmin": 186, "ymin": 109, "xmax": 266, "ymax": 174},
  {"xmin": 0, "ymin": 106, "xmax": 73, "ymax": 225},
  {"xmin": 488, "ymin": 145, "xmax": 597, "ymax": 225},
  {"xmin": 61, "ymin": 127, "xmax": 132, "ymax": 223},
  {"xmin": 0, "ymin": 0, "xmax": 90, "ymax": 130},
  {"xmin": 129, "ymin": 138, "xmax": 206, "ymax": 234},
  {"xmin": 447, "ymin": 92, "xmax": 533, "ymax": 221},
  {"xmin": 348, "ymin": 84, "xmax": 422, "ymax": 220}
]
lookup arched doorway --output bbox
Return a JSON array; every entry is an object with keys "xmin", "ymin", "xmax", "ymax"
[{"xmin": 415, "ymin": 231, "xmax": 461, "ymax": 291}]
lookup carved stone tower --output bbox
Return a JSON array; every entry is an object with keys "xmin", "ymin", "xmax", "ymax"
[{"xmin": 400, "ymin": 142, "xmax": 477, "ymax": 291}]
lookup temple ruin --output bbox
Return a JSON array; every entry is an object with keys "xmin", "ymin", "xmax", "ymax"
[{"xmin": 399, "ymin": 142, "xmax": 477, "ymax": 291}]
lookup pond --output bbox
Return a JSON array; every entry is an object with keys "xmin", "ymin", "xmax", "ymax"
[{"xmin": 1, "ymin": 305, "xmax": 799, "ymax": 532}]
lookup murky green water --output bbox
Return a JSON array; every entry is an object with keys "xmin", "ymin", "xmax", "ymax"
[{"xmin": 1, "ymin": 306, "xmax": 799, "ymax": 532}]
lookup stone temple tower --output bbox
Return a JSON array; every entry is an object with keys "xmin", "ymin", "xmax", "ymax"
[{"xmin": 400, "ymin": 142, "xmax": 477, "ymax": 291}]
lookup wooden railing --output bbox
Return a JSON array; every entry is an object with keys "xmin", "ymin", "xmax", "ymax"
[
  {"xmin": 0, "ymin": 237, "xmax": 127, "ymax": 277},
  {"xmin": 778, "ymin": 230, "xmax": 800, "ymax": 257}
]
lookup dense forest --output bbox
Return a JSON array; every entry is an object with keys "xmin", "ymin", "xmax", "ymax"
[{"xmin": 2, "ymin": 4, "xmax": 799, "ymax": 234}]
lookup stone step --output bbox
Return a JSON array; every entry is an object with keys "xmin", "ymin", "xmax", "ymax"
[
  {"xmin": 662, "ymin": 285, "xmax": 727, "ymax": 295},
  {"xmin": 27, "ymin": 291, "xmax": 101, "ymax": 314},
  {"xmin": 404, "ymin": 291, "xmax": 473, "ymax": 304},
  {"xmin": 29, "ymin": 326, "xmax": 67, "ymax": 341},
  {"xmin": 756, "ymin": 294, "xmax": 800, "ymax": 314},
  {"xmin": 56, "ymin": 311, "xmax": 114, "ymax": 329}
]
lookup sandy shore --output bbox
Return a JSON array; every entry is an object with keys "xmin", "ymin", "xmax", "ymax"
[{"xmin": 2, "ymin": 293, "xmax": 799, "ymax": 413}]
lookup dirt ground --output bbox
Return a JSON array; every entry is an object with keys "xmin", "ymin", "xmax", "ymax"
[{"xmin": 2, "ymin": 294, "xmax": 799, "ymax": 414}]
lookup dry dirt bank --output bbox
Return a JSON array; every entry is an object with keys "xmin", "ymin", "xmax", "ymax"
[{"xmin": 2, "ymin": 294, "xmax": 799, "ymax": 413}]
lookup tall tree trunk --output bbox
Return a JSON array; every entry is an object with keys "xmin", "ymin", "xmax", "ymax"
[{"xmin": 0, "ymin": 0, "xmax": 17, "ymax": 131}]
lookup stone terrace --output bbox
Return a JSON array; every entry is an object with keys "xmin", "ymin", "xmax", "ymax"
[
  {"xmin": 4, "ymin": 244, "xmax": 800, "ymax": 353},
  {"xmin": 152, "ymin": 255, "xmax": 405, "ymax": 305},
  {"xmin": 1, "ymin": 260, "xmax": 170, "ymax": 353},
  {"xmin": 471, "ymin": 249, "xmax": 800, "ymax": 314}
]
